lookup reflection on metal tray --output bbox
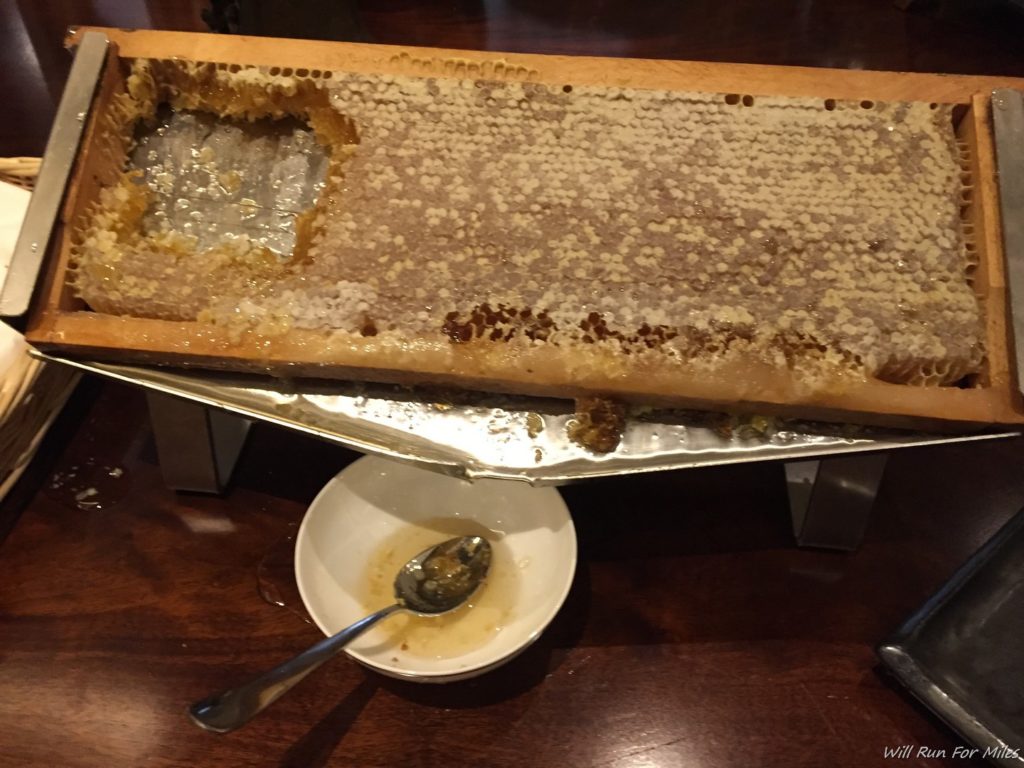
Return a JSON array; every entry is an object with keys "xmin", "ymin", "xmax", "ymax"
[
  {"xmin": 37, "ymin": 352, "xmax": 1018, "ymax": 485},
  {"xmin": 878, "ymin": 508, "xmax": 1024, "ymax": 766}
]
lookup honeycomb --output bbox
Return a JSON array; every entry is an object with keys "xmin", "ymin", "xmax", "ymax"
[{"xmin": 71, "ymin": 58, "xmax": 984, "ymax": 392}]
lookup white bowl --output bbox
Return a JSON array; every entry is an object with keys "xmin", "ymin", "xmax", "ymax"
[{"xmin": 294, "ymin": 455, "xmax": 577, "ymax": 682}]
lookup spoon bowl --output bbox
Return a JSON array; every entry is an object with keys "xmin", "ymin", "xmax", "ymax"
[{"xmin": 397, "ymin": 535, "xmax": 492, "ymax": 614}]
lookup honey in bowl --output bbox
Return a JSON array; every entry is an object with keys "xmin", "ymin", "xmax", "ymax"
[{"xmin": 359, "ymin": 517, "xmax": 519, "ymax": 661}]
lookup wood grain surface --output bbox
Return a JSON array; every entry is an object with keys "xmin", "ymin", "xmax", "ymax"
[
  {"xmin": 3, "ymin": 381, "xmax": 1024, "ymax": 767},
  {"xmin": 4, "ymin": 2, "xmax": 1024, "ymax": 767}
]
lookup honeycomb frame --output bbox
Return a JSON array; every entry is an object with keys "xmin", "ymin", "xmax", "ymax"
[{"xmin": 24, "ymin": 28, "xmax": 1024, "ymax": 430}]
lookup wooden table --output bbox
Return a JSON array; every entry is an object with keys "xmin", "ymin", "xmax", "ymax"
[{"xmin": 3, "ymin": 2, "xmax": 1024, "ymax": 766}]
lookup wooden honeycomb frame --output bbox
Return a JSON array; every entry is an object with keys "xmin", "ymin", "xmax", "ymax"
[{"xmin": 24, "ymin": 27, "xmax": 1024, "ymax": 430}]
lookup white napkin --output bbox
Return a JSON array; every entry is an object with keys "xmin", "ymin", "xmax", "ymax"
[
  {"xmin": 0, "ymin": 180, "xmax": 32, "ymax": 296},
  {"xmin": 0, "ymin": 180, "xmax": 80, "ymax": 501}
]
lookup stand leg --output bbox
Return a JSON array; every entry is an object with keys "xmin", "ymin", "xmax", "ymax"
[
  {"xmin": 785, "ymin": 453, "xmax": 889, "ymax": 551},
  {"xmin": 146, "ymin": 392, "xmax": 251, "ymax": 493}
]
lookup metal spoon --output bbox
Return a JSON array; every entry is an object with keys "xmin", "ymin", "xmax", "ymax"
[{"xmin": 189, "ymin": 535, "xmax": 492, "ymax": 733}]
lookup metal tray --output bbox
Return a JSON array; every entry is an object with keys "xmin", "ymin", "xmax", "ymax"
[
  {"xmin": 36, "ymin": 353, "xmax": 1018, "ymax": 484},
  {"xmin": 878, "ymin": 507, "xmax": 1024, "ymax": 766}
]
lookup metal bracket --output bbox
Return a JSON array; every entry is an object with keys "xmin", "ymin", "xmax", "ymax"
[
  {"xmin": 0, "ymin": 30, "xmax": 109, "ymax": 316},
  {"xmin": 146, "ymin": 392, "xmax": 252, "ymax": 493},
  {"xmin": 992, "ymin": 88, "xmax": 1024, "ymax": 397},
  {"xmin": 786, "ymin": 453, "xmax": 889, "ymax": 550}
]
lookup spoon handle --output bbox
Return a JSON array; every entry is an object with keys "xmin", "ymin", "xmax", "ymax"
[{"xmin": 189, "ymin": 603, "xmax": 402, "ymax": 733}]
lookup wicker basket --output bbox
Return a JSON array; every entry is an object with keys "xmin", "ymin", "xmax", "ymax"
[
  {"xmin": 0, "ymin": 157, "xmax": 41, "ymax": 192},
  {"xmin": 1, "ymin": 158, "xmax": 80, "ymax": 501}
]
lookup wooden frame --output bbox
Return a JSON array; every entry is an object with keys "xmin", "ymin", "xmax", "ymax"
[{"xmin": 24, "ymin": 27, "xmax": 1024, "ymax": 429}]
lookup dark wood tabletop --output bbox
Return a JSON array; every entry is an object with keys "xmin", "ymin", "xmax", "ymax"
[{"xmin": 3, "ymin": 2, "xmax": 1024, "ymax": 766}]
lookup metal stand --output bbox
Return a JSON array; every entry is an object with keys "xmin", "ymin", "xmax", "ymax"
[
  {"xmin": 146, "ymin": 392, "xmax": 251, "ymax": 493},
  {"xmin": 785, "ymin": 453, "xmax": 889, "ymax": 551}
]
